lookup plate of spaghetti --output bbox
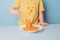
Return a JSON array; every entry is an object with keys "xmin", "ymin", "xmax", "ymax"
[{"xmin": 19, "ymin": 19, "xmax": 42, "ymax": 33}]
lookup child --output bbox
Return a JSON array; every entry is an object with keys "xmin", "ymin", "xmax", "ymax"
[{"xmin": 9, "ymin": 0, "xmax": 48, "ymax": 26}]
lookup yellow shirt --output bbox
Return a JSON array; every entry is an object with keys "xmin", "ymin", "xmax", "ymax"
[{"xmin": 12, "ymin": 0, "xmax": 44, "ymax": 25}]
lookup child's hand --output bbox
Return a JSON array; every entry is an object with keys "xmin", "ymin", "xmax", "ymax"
[
  {"xmin": 9, "ymin": 8, "xmax": 20, "ymax": 16},
  {"xmin": 39, "ymin": 22, "xmax": 48, "ymax": 26},
  {"xmin": 15, "ymin": 11, "xmax": 20, "ymax": 16},
  {"xmin": 12, "ymin": 10, "xmax": 20, "ymax": 16}
]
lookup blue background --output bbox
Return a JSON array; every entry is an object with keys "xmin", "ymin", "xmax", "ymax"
[{"xmin": 0, "ymin": 0, "xmax": 60, "ymax": 26}]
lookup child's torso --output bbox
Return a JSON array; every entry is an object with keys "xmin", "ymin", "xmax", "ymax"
[{"xmin": 18, "ymin": 0, "xmax": 40, "ymax": 25}]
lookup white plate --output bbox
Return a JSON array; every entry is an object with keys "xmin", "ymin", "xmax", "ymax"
[{"xmin": 19, "ymin": 24, "xmax": 42, "ymax": 33}]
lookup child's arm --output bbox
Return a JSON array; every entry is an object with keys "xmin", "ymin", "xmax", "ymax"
[
  {"xmin": 39, "ymin": 11, "xmax": 48, "ymax": 26},
  {"xmin": 39, "ymin": 0, "xmax": 48, "ymax": 26},
  {"xmin": 9, "ymin": 0, "xmax": 20, "ymax": 16},
  {"xmin": 39, "ymin": 12, "xmax": 44, "ymax": 23}
]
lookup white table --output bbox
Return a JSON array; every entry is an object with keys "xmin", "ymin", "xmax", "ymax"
[{"xmin": 0, "ymin": 24, "xmax": 60, "ymax": 40}]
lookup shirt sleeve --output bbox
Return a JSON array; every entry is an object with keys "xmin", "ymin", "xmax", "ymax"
[
  {"xmin": 11, "ymin": 0, "xmax": 20, "ymax": 9},
  {"xmin": 39, "ymin": 0, "xmax": 44, "ymax": 11}
]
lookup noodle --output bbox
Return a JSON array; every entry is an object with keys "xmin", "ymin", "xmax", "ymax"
[{"xmin": 23, "ymin": 19, "xmax": 39, "ymax": 32}]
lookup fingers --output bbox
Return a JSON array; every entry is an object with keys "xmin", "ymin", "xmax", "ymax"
[{"xmin": 40, "ymin": 23, "xmax": 48, "ymax": 26}]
